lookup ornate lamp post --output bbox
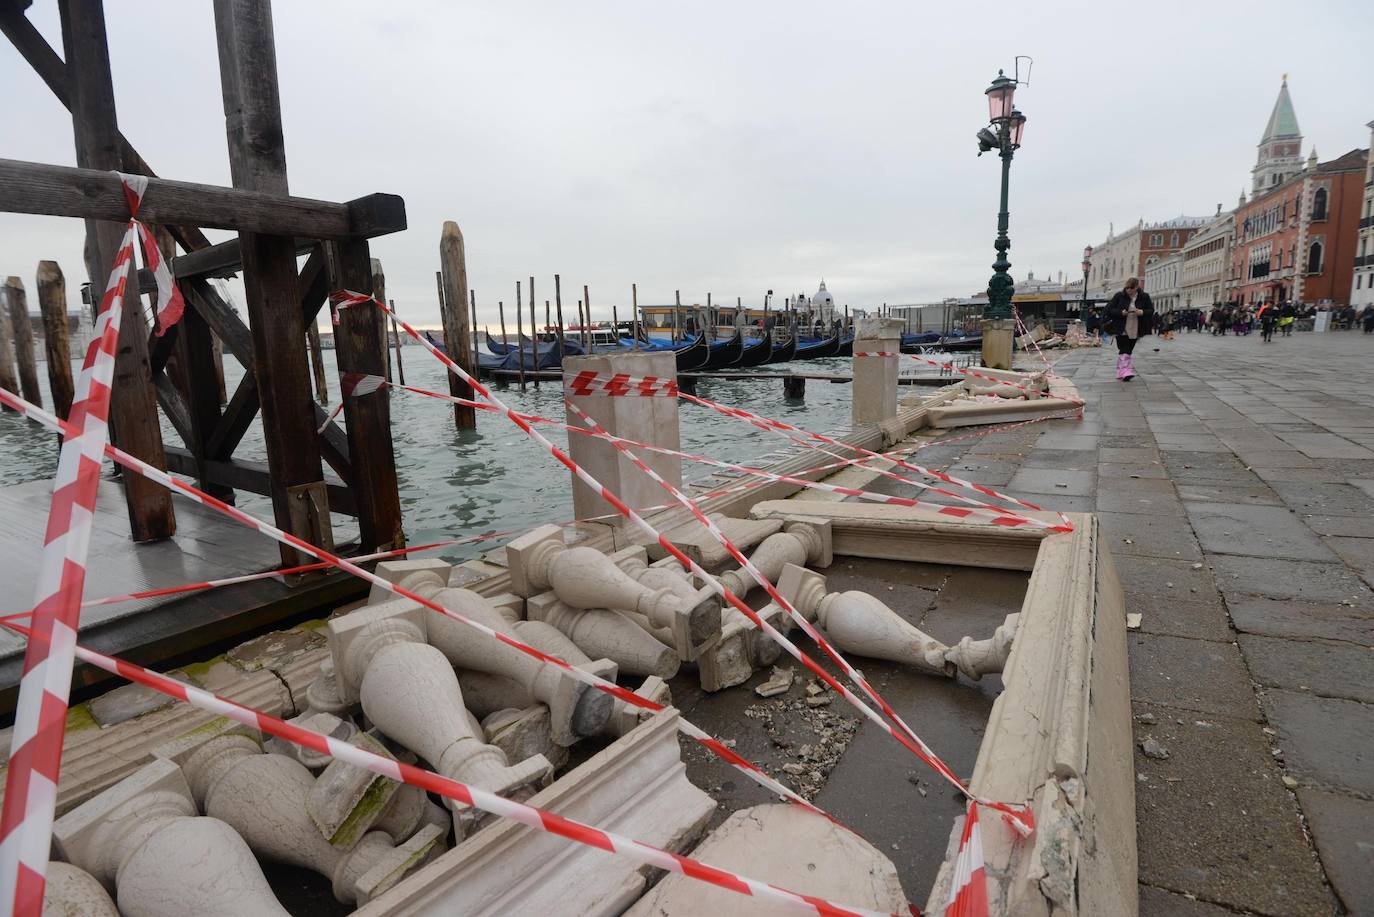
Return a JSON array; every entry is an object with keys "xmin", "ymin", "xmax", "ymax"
[
  {"xmin": 976, "ymin": 68, "xmax": 1027, "ymax": 368},
  {"xmin": 977, "ymin": 71, "xmax": 1027, "ymax": 320},
  {"xmin": 1080, "ymin": 245, "xmax": 1093, "ymax": 315}
]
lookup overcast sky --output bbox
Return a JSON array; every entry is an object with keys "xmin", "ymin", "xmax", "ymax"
[{"xmin": 2, "ymin": 0, "xmax": 1370, "ymax": 328}]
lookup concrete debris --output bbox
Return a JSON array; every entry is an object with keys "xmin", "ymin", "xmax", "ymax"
[
  {"xmin": 754, "ymin": 666, "xmax": 795, "ymax": 698},
  {"xmin": 1136, "ymin": 712, "xmax": 1158, "ymax": 725},
  {"xmin": 1140, "ymin": 737, "xmax": 1170, "ymax": 760}
]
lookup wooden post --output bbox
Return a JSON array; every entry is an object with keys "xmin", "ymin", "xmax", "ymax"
[
  {"xmin": 324, "ymin": 239, "xmax": 404, "ymax": 551},
  {"xmin": 306, "ymin": 321, "xmax": 328, "ymax": 404},
  {"xmin": 370, "ymin": 257, "xmax": 392, "ymax": 383},
  {"xmin": 554, "ymin": 274, "xmax": 566, "ymax": 363},
  {"xmin": 437, "ymin": 220, "xmax": 476, "ymax": 428},
  {"xmin": 499, "ymin": 300, "xmax": 515, "ymax": 389},
  {"xmin": 35, "ymin": 261, "xmax": 75, "ymax": 419},
  {"xmin": 631, "ymin": 283, "xmax": 639, "ymax": 349},
  {"xmin": 62, "ymin": 0, "xmax": 175, "ymax": 540},
  {"xmin": 576, "ymin": 299, "xmax": 586, "ymax": 351},
  {"xmin": 528, "ymin": 276, "xmax": 538, "ymax": 388},
  {"xmin": 583, "ymin": 284, "xmax": 592, "ymax": 351},
  {"xmin": 215, "ymin": 0, "xmax": 338, "ymax": 559},
  {"xmin": 470, "ymin": 290, "xmax": 479, "ymax": 371},
  {"xmin": 0, "ymin": 286, "xmax": 20, "ymax": 410},
  {"xmin": 390, "ymin": 303, "xmax": 405, "ymax": 386},
  {"xmin": 514, "ymin": 282, "xmax": 526, "ymax": 390},
  {"xmin": 4, "ymin": 278, "xmax": 43, "ymax": 408},
  {"xmin": 212, "ymin": 335, "xmax": 227, "ymax": 403},
  {"xmin": 612, "ymin": 305, "xmax": 619, "ymax": 343}
]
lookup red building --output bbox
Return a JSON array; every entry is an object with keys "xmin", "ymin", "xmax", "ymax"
[{"xmin": 1227, "ymin": 80, "xmax": 1368, "ymax": 307}]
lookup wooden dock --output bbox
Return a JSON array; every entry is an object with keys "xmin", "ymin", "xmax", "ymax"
[
  {"xmin": 488, "ymin": 369, "xmax": 959, "ymax": 386},
  {"xmin": 0, "ymin": 480, "xmax": 366, "ymax": 716}
]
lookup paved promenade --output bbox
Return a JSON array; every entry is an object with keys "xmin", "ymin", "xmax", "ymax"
[{"xmin": 916, "ymin": 330, "xmax": 1373, "ymax": 915}]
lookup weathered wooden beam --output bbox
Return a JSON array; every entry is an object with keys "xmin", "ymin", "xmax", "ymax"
[
  {"xmin": 36, "ymin": 261, "xmax": 75, "ymax": 419},
  {"xmin": 61, "ymin": 0, "xmax": 175, "ymax": 541},
  {"xmin": 3, "ymin": 278, "xmax": 42, "ymax": 408},
  {"xmin": 325, "ymin": 238, "xmax": 403, "ymax": 550},
  {"xmin": 370, "ymin": 258, "xmax": 391, "ymax": 383},
  {"xmin": 0, "ymin": 159, "xmax": 406, "ymax": 242},
  {"xmin": 214, "ymin": 0, "xmax": 328, "ymax": 564},
  {"xmin": 0, "ymin": 285, "xmax": 20, "ymax": 408},
  {"xmin": 163, "ymin": 447, "xmax": 357, "ymax": 516}
]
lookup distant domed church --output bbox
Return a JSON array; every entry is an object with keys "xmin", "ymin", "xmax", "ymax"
[{"xmin": 811, "ymin": 279, "xmax": 835, "ymax": 323}]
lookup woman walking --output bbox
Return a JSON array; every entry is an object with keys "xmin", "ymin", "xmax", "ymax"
[{"xmin": 1104, "ymin": 277, "xmax": 1154, "ymax": 382}]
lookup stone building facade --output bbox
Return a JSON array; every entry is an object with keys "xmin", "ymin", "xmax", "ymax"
[
  {"xmin": 1353, "ymin": 122, "xmax": 1374, "ymax": 310},
  {"xmin": 1293, "ymin": 148, "xmax": 1367, "ymax": 307},
  {"xmin": 1143, "ymin": 251, "xmax": 1182, "ymax": 314},
  {"xmin": 1179, "ymin": 211, "xmax": 1234, "ymax": 309},
  {"xmin": 1087, "ymin": 217, "xmax": 1207, "ymax": 297}
]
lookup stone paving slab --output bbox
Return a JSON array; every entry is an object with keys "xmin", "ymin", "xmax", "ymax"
[
  {"xmin": 1211, "ymin": 555, "xmax": 1374, "ymax": 605},
  {"xmin": 1005, "ymin": 467, "xmax": 1095, "ymax": 496},
  {"xmin": 1294, "ymin": 789, "xmax": 1374, "ymax": 916},
  {"xmin": 1261, "ymin": 689, "xmax": 1374, "ymax": 797},
  {"xmin": 1173, "ymin": 482, "xmax": 1284, "ymax": 506},
  {"xmin": 1184, "ymin": 503, "xmax": 1338, "ymax": 563},
  {"xmin": 1225, "ymin": 594, "xmax": 1374, "ymax": 645},
  {"xmin": 1238, "ymin": 634, "xmax": 1374, "ymax": 704},
  {"xmin": 1128, "ymin": 634, "xmax": 1258, "ymax": 719},
  {"xmin": 1131, "ymin": 701, "xmax": 1333, "ymax": 917},
  {"xmin": 1095, "ymin": 511, "xmax": 1204, "ymax": 561},
  {"xmin": 1095, "ymin": 490, "xmax": 1186, "ymax": 516}
]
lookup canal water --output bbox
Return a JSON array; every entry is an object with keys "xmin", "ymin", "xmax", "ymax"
[{"xmin": 0, "ymin": 348, "xmax": 909, "ymax": 562}]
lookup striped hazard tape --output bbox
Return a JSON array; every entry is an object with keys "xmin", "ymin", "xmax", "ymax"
[
  {"xmin": 566, "ymin": 369, "xmax": 678, "ymax": 397},
  {"xmin": 0, "ymin": 170, "xmax": 187, "ymax": 916},
  {"xmin": 944, "ymin": 802, "xmax": 988, "ymax": 917}
]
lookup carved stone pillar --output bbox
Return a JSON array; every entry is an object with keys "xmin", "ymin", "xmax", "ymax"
[
  {"xmin": 42, "ymin": 862, "xmax": 119, "ymax": 917},
  {"xmin": 944, "ymin": 613, "xmax": 1020, "ymax": 679},
  {"xmin": 53, "ymin": 759, "xmax": 289, "ymax": 916},
  {"xmin": 159, "ymin": 724, "xmax": 445, "ymax": 905},
  {"xmin": 777, "ymin": 563, "xmax": 954, "ymax": 677},
  {"xmin": 527, "ymin": 591, "xmax": 681, "ymax": 678},
  {"xmin": 327, "ymin": 598, "xmax": 553, "ymax": 830},
  {"xmin": 506, "ymin": 524, "xmax": 719, "ymax": 660}
]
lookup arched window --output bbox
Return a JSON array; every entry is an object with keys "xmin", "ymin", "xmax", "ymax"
[
  {"xmin": 1312, "ymin": 187, "xmax": 1328, "ymax": 221},
  {"xmin": 1171, "ymin": 232, "xmax": 1180, "ymax": 247},
  {"xmin": 1307, "ymin": 240, "xmax": 1323, "ymax": 275}
]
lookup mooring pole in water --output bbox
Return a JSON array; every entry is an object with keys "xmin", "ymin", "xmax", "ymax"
[
  {"xmin": 783, "ymin": 374, "xmax": 805, "ymax": 400},
  {"xmin": 514, "ymin": 282, "xmax": 526, "ymax": 391},
  {"xmin": 554, "ymin": 274, "xmax": 566, "ymax": 365},
  {"xmin": 631, "ymin": 283, "xmax": 639, "ymax": 349},
  {"xmin": 438, "ymin": 222, "xmax": 476, "ymax": 429},
  {"xmin": 36, "ymin": 261, "xmax": 74, "ymax": 420},
  {"xmin": 469, "ymin": 290, "xmax": 479, "ymax": 370},
  {"xmin": 612, "ymin": 304, "xmax": 620, "ymax": 345},
  {"xmin": 306, "ymin": 320, "xmax": 328, "ymax": 404},
  {"xmin": 371, "ymin": 259, "xmax": 392, "ymax": 383},
  {"xmin": 673, "ymin": 289, "xmax": 681, "ymax": 343},
  {"xmin": 583, "ymin": 284, "xmax": 592, "ymax": 352},
  {"xmin": 4, "ymin": 277, "xmax": 43, "ymax": 409},
  {"xmin": 389, "ymin": 303, "xmax": 405, "ymax": 386},
  {"xmin": 529, "ymin": 277, "xmax": 539, "ymax": 388}
]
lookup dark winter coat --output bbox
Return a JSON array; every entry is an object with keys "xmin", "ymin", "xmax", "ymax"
[{"xmin": 1103, "ymin": 290, "xmax": 1155, "ymax": 337}]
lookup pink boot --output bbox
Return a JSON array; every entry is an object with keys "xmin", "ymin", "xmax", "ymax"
[
  {"xmin": 1122, "ymin": 354, "xmax": 1135, "ymax": 381},
  {"xmin": 1116, "ymin": 354, "xmax": 1130, "ymax": 381}
]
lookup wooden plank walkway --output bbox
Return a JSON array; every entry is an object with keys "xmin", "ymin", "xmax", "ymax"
[
  {"xmin": 0, "ymin": 479, "xmax": 365, "ymax": 715},
  {"xmin": 488, "ymin": 369, "xmax": 959, "ymax": 386}
]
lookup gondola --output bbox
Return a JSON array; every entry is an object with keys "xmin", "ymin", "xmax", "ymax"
[
  {"xmin": 674, "ymin": 333, "xmax": 710, "ymax": 371},
  {"xmin": 700, "ymin": 330, "xmax": 744, "ymax": 371},
  {"xmin": 899, "ymin": 331, "xmax": 941, "ymax": 353},
  {"xmin": 834, "ymin": 333, "xmax": 854, "ymax": 358},
  {"xmin": 736, "ymin": 330, "xmax": 774, "ymax": 368},
  {"xmin": 762, "ymin": 328, "xmax": 798, "ymax": 365},
  {"xmin": 937, "ymin": 335, "xmax": 983, "ymax": 352},
  {"xmin": 793, "ymin": 329, "xmax": 841, "ymax": 360},
  {"xmin": 485, "ymin": 330, "xmax": 515, "ymax": 354}
]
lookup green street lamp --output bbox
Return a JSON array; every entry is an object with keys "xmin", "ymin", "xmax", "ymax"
[{"xmin": 977, "ymin": 69, "xmax": 1027, "ymax": 320}]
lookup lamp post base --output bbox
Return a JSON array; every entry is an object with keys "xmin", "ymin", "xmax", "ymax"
[{"xmin": 980, "ymin": 318, "xmax": 1015, "ymax": 370}]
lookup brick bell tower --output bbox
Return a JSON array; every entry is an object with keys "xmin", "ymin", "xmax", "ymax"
[{"xmin": 1252, "ymin": 75, "xmax": 1304, "ymax": 194}]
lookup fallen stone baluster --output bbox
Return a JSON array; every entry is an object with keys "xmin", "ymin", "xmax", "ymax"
[
  {"xmin": 291, "ymin": 718, "xmax": 450, "ymax": 849},
  {"xmin": 777, "ymin": 563, "xmax": 955, "ymax": 677},
  {"xmin": 327, "ymin": 597, "xmax": 553, "ymax": 834},
  {"xmin": 53, "ymin": 758, "xmax": 290, "ymax": 917},
  {"xmin": 527, "ymin": 591, "xmax": 681, "ymax": 678},
  {"xmin": 943, "ymin": 613, "xmax": 1020, "ymax": 680},
  {"xmin": 42, "ymin": 862, "xmax": 119, "ymax": 917},
  {"xmin": 506, "ymin": 524, "xmax": 720, "ymax": 660},
  {"xmin": 155, "ymin": 720, "xmax": 446, "ymax": 906},
  {"xmin": 377, "ymin": 562, "xmax": 614, "ymax": 746},
  {"xmin": 513, "ymin": 618, "xmax": 671, "ymax": 738},
  {"xmin": 714, "ymin": 519, "xmax": 833, "ymax": 600}
]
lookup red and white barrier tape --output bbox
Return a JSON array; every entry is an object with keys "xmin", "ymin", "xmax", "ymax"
[
  {"xmin": 944, "ymin": 802, "xmax": 988, "ymax": 917},
  {"xmin": 0, "ymin": 381, "xmax": 839, "ymax": 835},
  {"xmin": 0, "ymin": 621, "xmax": 901, "ymax": 917},
  {"xmin": 563, "ymin": 396, "xmax": 1031, "ymax": 837},
  {"xmin": 899, "ymin": 352, "xmax": 1085, "ymax": 407},
  {"xmin": 681, "ymin": 391, "xmax": 1071, "ymax": 534},
  {"xmin": 566, "ymin": 369, "xmax": 678, "ymax": 397},
  {"xmin": 335, "ymin": 291, "xmax": 1032, "ymax": 834},
  {"xmin": 318, "ymin": 371, "xmax": 387, "ymax": 433},
  {"xmin": 0, "ymin": 171, "xmax": 174, "ymax": 916},
  {"xmin": 1011, "ymin": 307, "xmax": 1053, "ymax": 374}
]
